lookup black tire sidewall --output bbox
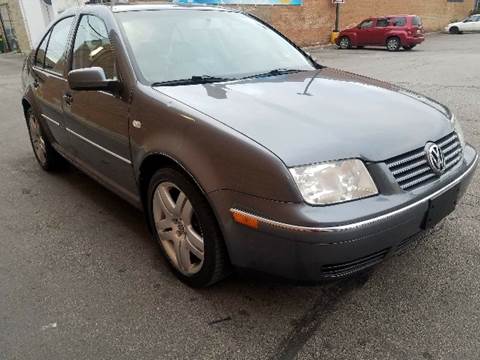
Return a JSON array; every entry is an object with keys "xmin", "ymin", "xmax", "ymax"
[
  {"xmin": 146, "ymin": 167, "xmax": 227, "ymax": 287},
  {"xmin": 450, "ymin": 27, "xmax": 460, "ymax": 34}
]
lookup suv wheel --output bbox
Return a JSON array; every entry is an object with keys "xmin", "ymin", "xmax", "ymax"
[
  {"xmin": 338, "ymin": 36, "xmax": 351, "ymax": 50},
  {"xmin": 147, "ymin": 168, "xmax": 231, "ymax": 287},
  {"xmin": 386, "ymin": 37, "xmax": 401, "ymax": 51},
  {"xmin": 449, "ymin": 26, "xmax": 461, "ymax": 34},
  {"xmin": 26, "ymin": 109, "xmax": 63, "ymax": 171}
]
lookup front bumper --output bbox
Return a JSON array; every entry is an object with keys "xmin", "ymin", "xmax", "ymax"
[{"xmin": 209, "ymin": 145, "xmax": 478, "ymax": 282}]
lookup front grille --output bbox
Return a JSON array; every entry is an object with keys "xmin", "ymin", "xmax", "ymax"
[
  {"xmin": 321, "ymin": 248, "xmax": 389, "ymax": 278},
  {"xmin": 385, "ymin": 132, "xmax": 462, "ymax": 191}
]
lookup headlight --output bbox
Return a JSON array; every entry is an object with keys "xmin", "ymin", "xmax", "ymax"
[
  {"xmin": 289, "ymin": 159, "xmax": 378, "ymax": 206},
  {"xmin": 451, "ymin": 114, "xmax": 465, "ymax": 149}
]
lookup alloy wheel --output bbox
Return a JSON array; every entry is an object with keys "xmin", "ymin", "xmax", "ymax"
[
  {"xmin": 28, "ymin": 114, "xmax": 47, "ymax": 165},
  {"xmin": 339, "ymin": 37, "xmax": 350, "ymax": 49},
  {"xmin": 387, "ymin": 38, "xmax": 400, "ymax": 51},
  {"xmin": 152, "ymin": 182, "xmax": 205, "ymax": 276}
]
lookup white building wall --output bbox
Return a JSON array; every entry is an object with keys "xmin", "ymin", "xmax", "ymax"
[
  {"xmin": 18, "ymin": 0, "xmax": 54, "ymax": 47},
  {"xmin": 18, "ymin": 0, "xmax": 85, "ymax": 48},
  {"xmin": 51, "ymin": 0, "xmax": 85, "ymax": 16}
]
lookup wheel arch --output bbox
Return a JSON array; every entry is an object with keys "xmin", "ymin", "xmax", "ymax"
[
  {"xmin": 138, "ymin": 152, "xmax": 233, "ymax": 262},
  {"xmin": 138, "ymin": 152, "xmax": 207, "ymax": 205}
]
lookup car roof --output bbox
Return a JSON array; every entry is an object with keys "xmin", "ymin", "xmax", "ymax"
[
  {"xmin": 111, "ymin": 3, "xmax": 231, "ymax": 13},
  {"xmin": 383, "ymin": 15, "xmax": 417, "ymax": 18}
]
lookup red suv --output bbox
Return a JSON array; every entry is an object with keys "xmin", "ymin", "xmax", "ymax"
[{"xmin": 336, "ymin": 15, "xmax": 425, "ymax": 51}]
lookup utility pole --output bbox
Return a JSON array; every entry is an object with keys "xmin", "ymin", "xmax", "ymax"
[
  {"xmin": 334, "ymin": 2, "xmax": 340, "ymax": 32},
  {"xmin": 331, "ymin": 0, "xmax": 344, "ymax": 44}
]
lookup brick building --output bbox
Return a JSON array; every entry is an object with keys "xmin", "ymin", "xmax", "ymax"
[
  {"xmin": 238, "ymin": 0, "xmax": 478, "ymax": 46},
  {"xmin": 0, "ymin": 0, "xmax": 477, "ymax": 53}
]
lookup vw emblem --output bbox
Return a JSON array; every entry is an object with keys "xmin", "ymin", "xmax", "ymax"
[{"xmin": 425, "ymin": 143, "xmax": 446, "ymax": 175}]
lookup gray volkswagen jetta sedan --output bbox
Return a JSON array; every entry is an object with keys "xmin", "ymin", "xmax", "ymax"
[{"xmin": 21, "ymin": 4, "xmax": 478, "ymax": 287}]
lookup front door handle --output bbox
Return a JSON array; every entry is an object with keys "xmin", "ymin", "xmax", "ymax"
[{"xmin": 63, "ymin": 93, "xmax": 73, "ymax": 106}]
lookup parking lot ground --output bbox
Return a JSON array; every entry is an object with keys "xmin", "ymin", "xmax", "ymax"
[{"xmin": 1, "ymin": 33, "xmax": 479, "ymax": 360}]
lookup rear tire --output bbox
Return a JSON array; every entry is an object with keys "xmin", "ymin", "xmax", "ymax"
[
  {"xmin": 146, "ymin": 167, "xmax": 231, "ymax": 287},
  {"xmin": 26, "ymin": 109, "xmax": 64, "ymax": 171},
  {"xmin": 338, "ymin": 36, "xmax": 351, "ymax": 50},
  {"xmin": 386, "ymin": 37, "xmax": 401, "ymax": 51}
]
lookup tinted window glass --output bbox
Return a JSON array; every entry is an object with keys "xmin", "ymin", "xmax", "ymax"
[
  {"xmin": 44, "ymin": 17, "xmax": 74, "ymax": 73},
  {"xmin": 35, "ymin": 32, "xmax": 50, "ymax": 67},
  {"xmin": 72, "ymin": 15, "xmax": 116, "ymax": 79},
  {"xmin": 376, "ymin": 19, "xmax": 389, "ymax": 27},
  {"xmin": 359, "ymin": 20, "xmax": 374, "ymax": 29},
  {"xmin": 115, "ymin": 10, "xmax": 314, "ymax": 84},
  {"xmin": 392, "ymin": 17, "xmax": 407, "ymax": 27},
  {"xmin": 412, "ymin": 16, "xmax": 423, "ymax": 26}
]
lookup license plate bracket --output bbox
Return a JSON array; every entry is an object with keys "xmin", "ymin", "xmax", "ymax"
[{"xmin": 422, "ymin": 184, "xmax": 461, "ymax": 230}]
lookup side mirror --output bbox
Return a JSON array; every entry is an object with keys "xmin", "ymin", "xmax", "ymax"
[{"xmin": 68, "ymin": 67, "xmax": 118, "ymax": 91}]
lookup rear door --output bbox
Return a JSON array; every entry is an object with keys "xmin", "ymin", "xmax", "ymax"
[
  {"xmin": 31, "ymin": 16, "xmax": 75, "ymax": 149},
  {"xmin": 356, "ymin": 19, "xmax": 375, "ymax": 45},
  {"xmin": 371, "ymin": 18, "xmax": 389, "ymax": 45},
  {"xmin": 63, "ymin": 14, "xmax": 137, "ymax": 201}
]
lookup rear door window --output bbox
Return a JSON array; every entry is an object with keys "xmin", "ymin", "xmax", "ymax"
[
  {"xmin": 35, "ymin": 31, "xmax": 50, "ymax": 67},
  {"xmin": 376, "ymin": 19, "xmax": 389, "ymax": 27},
  {"xmin": 44, "ymin": 16, "xmax": 75, "ymax": 74},
  {"xmin": 391, "ymin": 17, "xmax": 407, "ymax": 27}
]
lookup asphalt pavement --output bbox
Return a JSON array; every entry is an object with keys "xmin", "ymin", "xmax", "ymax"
[{"xmin": 1, "ymin": 33, "xmax": 479, "ymax": 360}]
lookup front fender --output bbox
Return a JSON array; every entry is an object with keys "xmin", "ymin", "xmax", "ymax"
[{"xmin": 130, "ymin": 85, "xmax": 302, "ymax": 203}]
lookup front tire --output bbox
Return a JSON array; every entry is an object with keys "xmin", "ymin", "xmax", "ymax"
[
  {"xmin": 146, "ymin": 168, "xmax": 230, "ymax": 287},
  {"xmin": 26, "ymin": 109, "xmax": 63, "ymax": 171},
  {"xmin": 449, "ymin": 26, "xmax": 461, "ymax": 34},
  {"xmin": 338, "ymin": 36, "xmax": 351, "ymax": 50},
  {"xmin": 386, "ymin": 37, "xmax": 401, "ymax": 51}
]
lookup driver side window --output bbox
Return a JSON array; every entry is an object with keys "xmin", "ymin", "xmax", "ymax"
[
  {"xmin": 359, "ymin": 20, "xmax": 374, "ymax": 29},
  {"xmin": 71, "ymin": 15, "xmax": 116, "ymax": 80}
]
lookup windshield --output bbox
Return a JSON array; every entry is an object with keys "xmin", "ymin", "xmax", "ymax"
[{"xmin": 115, "ymin": 10, "xmax": 315, "ymax": 84}]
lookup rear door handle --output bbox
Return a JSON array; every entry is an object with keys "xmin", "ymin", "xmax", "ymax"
[
  {"xmin": 33, "ymin": 79, "xmax": 40, "ymax": 89},
  {"xmin": 63, "ymin": 93, "xmax": 73, "ymax": 106}
]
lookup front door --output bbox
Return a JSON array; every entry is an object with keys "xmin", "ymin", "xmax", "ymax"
[
  {"xmin": 356, "ymin": 19, "xmax": 375, "ymax": 46},
  {"xmin": 63, "ymin": 14, "xmax": 137, "ymax": 202},
  {"xmin": 471, "ymin": 15, "xmax": 480, "ymax": 31},
  {"xmin": 31, "ymin": 16, "xmax": 75, "ymax": 149}
]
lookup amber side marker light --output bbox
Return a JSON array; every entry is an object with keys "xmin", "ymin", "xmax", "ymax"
[{"xmin": 231, "ymin": 210, "xmax": 259, "ymax": 229}]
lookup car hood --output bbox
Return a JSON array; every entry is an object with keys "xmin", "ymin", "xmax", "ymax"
[{"xmin": 153, "ymin": 68, "xmax": 453, "ymax": 167}]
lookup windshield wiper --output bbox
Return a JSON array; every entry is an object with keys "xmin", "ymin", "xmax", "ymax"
[
  {"xmin": 242, "ymin": 68, "xmax": 307, "ymax": 80},
  {"xmin": 152, "ymin": 75, "xmax": 235, "ymax": 87}
]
